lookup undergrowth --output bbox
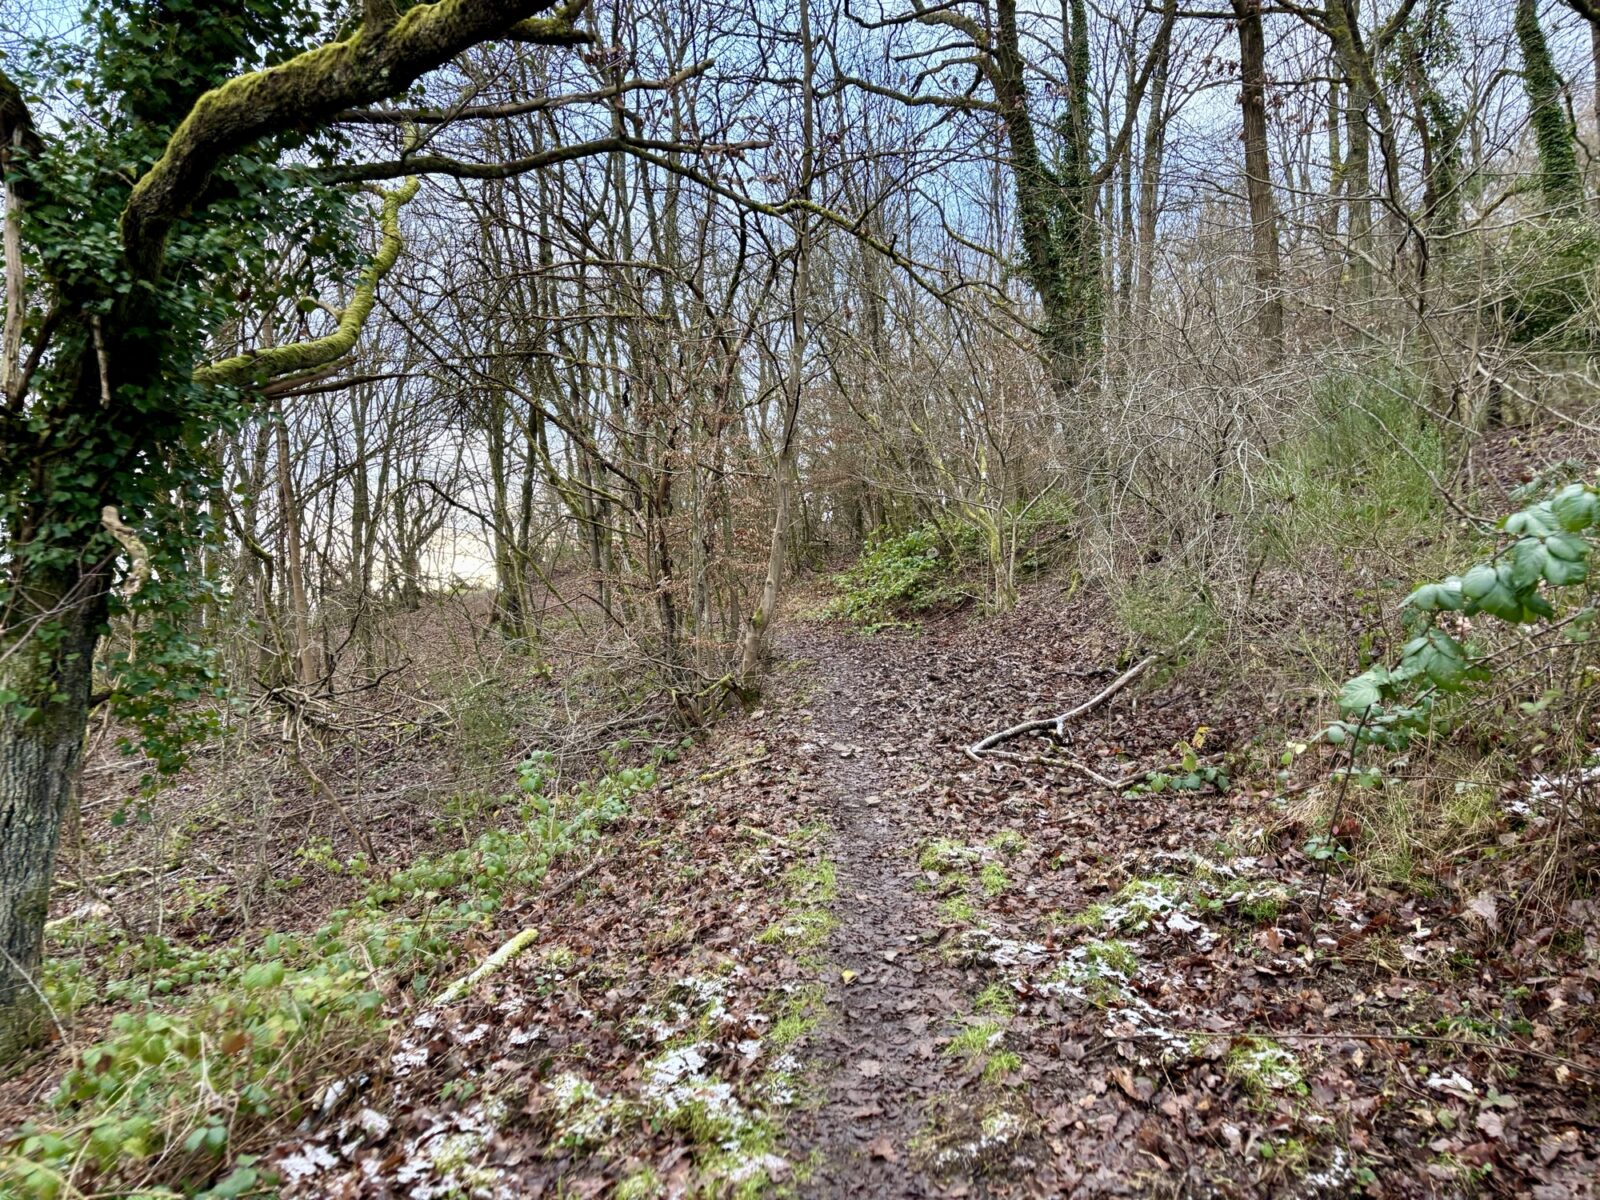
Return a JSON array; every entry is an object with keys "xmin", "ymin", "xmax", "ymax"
[
  {"xmin": 2, "ymin": 758, "xmax": 656, "ymax": 1200},
  {"xmin": 826, "ymin": 499, "xmax": 1073, "ymax": 629}
]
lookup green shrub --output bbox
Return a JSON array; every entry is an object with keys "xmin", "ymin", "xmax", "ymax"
[
  {"xmin": 826, "ymin": 524, "xmax": 973, "ymax": 627},
  {"xmin": 1261, "ymin": 372, "xmax": 1448, "ymax": 553}
]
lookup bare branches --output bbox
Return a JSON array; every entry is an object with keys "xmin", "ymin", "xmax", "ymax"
[
  {"xmin": 335, "ymin": 59, "xmax": 712, "ymax": 125},
  {"xmin": 308, "ymin": 135, "xmax": 765, "ymax": 185}
]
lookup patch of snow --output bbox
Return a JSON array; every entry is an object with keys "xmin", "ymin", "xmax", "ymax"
[
  {"xmin": 391, "ymin": 1044, "xmax": 429, "ymax": 1075},
  {"xmin": 277, "ymin": 1143, "xmax": 339, "ymax": 1185},
  {"xmin": 1304, "ymin": 1146, "xmax": 1356, "ymax": 1193},
  {"xmin": 724, "ymin": 1151, "xmax": 789, "ymax": 1183},
  {"xmin": 649, "ymin": 1043, "xmax": 709, "ymax": 1088}
]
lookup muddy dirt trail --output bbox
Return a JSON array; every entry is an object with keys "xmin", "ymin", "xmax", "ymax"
[{"xmin": 784, "ymin": 630, "xmax": 975, "ymax": 1197}]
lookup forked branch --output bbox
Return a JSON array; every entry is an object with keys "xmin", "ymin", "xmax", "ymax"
[{"xmin": 965, "ymin": 627, "xmax": 1200, "ymax": 764}]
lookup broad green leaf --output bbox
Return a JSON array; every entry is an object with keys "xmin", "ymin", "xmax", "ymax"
[
  {"xmin": 1511, "ymin": 538, "xmax": 1547, "ymax": 589},
  {"xmin": 1552, "ymin": 485, "xmax": 1597, "ymax": 531},
  {"xmin": 1339, "ymin": 673, "xmax": 1383, "ymax": 712},
  {"xmin": 1506, "ymin": 506, "xmax": 1558, "ymax": 537},
  {"xmin": 1546, "ymin": 530, "xmax": 1589, "ymax": 562},
  {"xmin": 1544, "ymin": 553, "xmax": 1587, "ymax": 587},
  {"xmin": 1461, "ymin": 563, "xmax": 1498, "ymax": 601}
]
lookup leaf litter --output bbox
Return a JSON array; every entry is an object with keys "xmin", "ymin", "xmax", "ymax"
[{"xmin": 267, "ymin": 592, "xmax": 1599, "ymax": 1197}]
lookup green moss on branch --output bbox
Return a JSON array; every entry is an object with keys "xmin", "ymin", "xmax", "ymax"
[{"xmin": 193, "ymin": 177, "xmax": 419, "ymax": 388}]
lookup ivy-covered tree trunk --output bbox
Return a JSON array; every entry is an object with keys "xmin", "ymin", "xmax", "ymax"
[
  {"xmin": 991, "ymin": 0, "xmax": 1097, "ymax": 394},
  {"xmin": 0, "ymin": 569, "xmax": 103, "ymax": 1057},
  {"xmin": 0, "ymin": 0, "xmax": 588, "ymax": 1052},
  {"xmin": 1516, "ymin": 0, "xmax": 1583, "ymax": 211}
]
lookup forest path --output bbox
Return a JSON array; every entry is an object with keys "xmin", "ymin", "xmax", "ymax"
[
  {"xmin": 767, "ymin": 608, "xmax": 1161, "ymax": 1198},
  {"xmin": 782, "ymin": 625, "xmax": 974, "ymax": 1197}
]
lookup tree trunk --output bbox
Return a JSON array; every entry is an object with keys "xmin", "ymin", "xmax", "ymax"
[
  {"xmin": 0, "ymin": 572, "xmax": 101, "ymax": 1057},
  {"xmin": 1135, "ymin": 10, "xmax": 1171, "ymax": 318},
  {"xmin": 1234, "ymin": 0, "xmax": 1284, "ymax": 354},
  {"xmin": 1327, "ymin": 2, "xmax": 1373, "ymax": 300},
  {"xmin": 737, "ymin": 0, "xmax": 817, "ymax": 690},
  {"xmin": 274, "ymin": 401, "xmax": 319, "ymax": 686}
]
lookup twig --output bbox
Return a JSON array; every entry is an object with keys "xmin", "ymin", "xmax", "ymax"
[
  {"xmin": 431, "ymin": 858, "xmax": 607, "ymax": 1007},
  {"xmin": 288, "ymin": 750, "xmax": 378, "ymax": 863},
  {"xmin": 692, "ymin": 752, "xmax": 769, "ymax": 784},
  {"xmin": 1260, "ymin": 1029, "xmax": 1595, "ymax": 1080},
  {"xmin": 1311, "ymin": 704, "xmax": 1370, "ymax": 924},
  {"xmin": 971, "ymin": 747, "xmax": 1132, "ymax": 790}
]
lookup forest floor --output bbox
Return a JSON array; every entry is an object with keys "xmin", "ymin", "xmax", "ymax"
[{"xmin": 253, "ymin": 596, "xmax": 1600, "ymax": 1199}]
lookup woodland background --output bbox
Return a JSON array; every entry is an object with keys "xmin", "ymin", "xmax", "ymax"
[{"xmin": 6, "ymin": 0, "xmax": 1600, "ymax": 1196}]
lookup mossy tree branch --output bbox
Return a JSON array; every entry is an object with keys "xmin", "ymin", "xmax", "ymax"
[
  {"xmin": 193, "ymin": 178, "xmax": 420, "ymax": 388},
  {"xmin": 120, "ymin": 0, "xmax": 590, "ymax": 279}
]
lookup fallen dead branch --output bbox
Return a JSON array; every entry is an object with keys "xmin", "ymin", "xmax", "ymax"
[
  {"xmin": 431, "ymin": 857, "xmax": 607, "ymax": 1007},
  {"xmin": 965, "ymin": 627, "xmax": 1199, "ymax": 765},
  {"xmin": 433, "ymin": 927, "xmax": 540, "ymax": 1008}
]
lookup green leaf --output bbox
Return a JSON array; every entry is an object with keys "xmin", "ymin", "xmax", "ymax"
[
  {"xmin": 1506, "ymin": 506, "xmax": 1558, "ymax": 537},
  {"xmin": 1545, "ymin": 530, "xmax": 1589, "ymax": 562},
  {"xmin": 1510, "ymin": 538, "xmax": 1547, "ymax": 590},
  {"xmin": 1544, "ymin": 553, "xmax": 1587, "ymax": 587},
  {"xmin": 1339, "ymin": 673, "xmax": 1383, "ymax": 712},
  {"xmin": 1460, "ymin": 563, "xmax": 1498, "ymax": 601},
  {"xmin": 241, "ymin": 961, "xmax": 285, "ymax": 990},
  {"xmin": 1551, "ymin": 484, "xmax": 1597, "ymax": 531}
]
